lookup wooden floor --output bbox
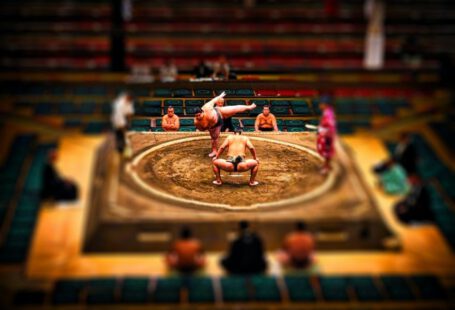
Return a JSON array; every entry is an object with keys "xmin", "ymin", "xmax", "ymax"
[{"xmin": 25, "ymin": 132, "xmax": 455, "ymax": 280}]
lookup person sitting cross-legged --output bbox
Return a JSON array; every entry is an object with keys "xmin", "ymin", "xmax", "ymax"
[
  {"xmin": 165, "ymin": 227, "xmax": 206, "ymax": 274},
  {"xmin": 220, "ymin": 221, "xmax": 268, "ymax": 275},
  {"xmin": 276, "ymin": 221, "xmax": 315, "ymax": 270}
]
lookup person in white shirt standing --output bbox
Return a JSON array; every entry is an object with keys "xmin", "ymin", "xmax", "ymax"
[{"xmin": 111, "ymin": 92, "xmax": 134, "ymax": 154}]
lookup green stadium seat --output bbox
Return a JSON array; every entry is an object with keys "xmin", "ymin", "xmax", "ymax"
[
  {"xmin": 285, "ymin": 120, "xmax": 305, "ymax": 127},
  {"xmin": 185, "ymin": 99, "xmax": 204, "ymax": 106},
  {"xmin": 13, "ymin": 289, "xmax": 46, "ymax": 306},
  {"xmin": 173, "ymin": 89, "xmax": 192, "ymax": 97},
  {"xmin": 101, "ymin": 103, "xmax": 111, "ymax": 115},
  {"xmin": 120, "ymin": 278, "xmax": 150, "ymax": 303},
  {"xmin": 34, "ymin": 103, "xmax": 54, "ymax": 115},
  {"xmin": 10, "ymin": 214, "xmax": 35, "ymax": 227},
  {"xmin": 64, "ymin": 119, "xmax": 82, "ymax": 128},
  {"xmin": 411, "ymin": 275, "xmax": 447, "ymax": 300},
  {"xmin": 185, "ymin": 106, "xmax": 199, "ymax": 115},
  {"xmin": 28, "ymin": 85, "xmax": 46, "ymax": 95},
  {"xmin": 249, "ymin": 106, "xmax": 263, "ymax": 116},
  {"xmin": 153, "ymin": 277, "xmax": 182, "ymax": 303},
  {"xmin": 312, "ymin": 101, "xmax": 321, "ymax": 114},
  {"xmin": 53, "ymin": 279, "xmax": 87, "ymax": 304},
  {"xmin": 131, "ymin": 126, "xmax": 150, "ymax": 132},
  {"xmin": 74, "ymin": 86, "xmax": 91, "ymax": 95},
  {"xmin": 250, "ymin": 99, "xmax": 269, "ymax": 106},
  {"xmin": 221, "ymin": 277, "xmax": 249, "ymax": 302},
  {"xmin": 180, "ymin": 119, "xmax": 194, "ymax": 126},
  {"xmin": 143, "ymin": 100, "xmax": 162, "ymax": 108},
  {"xmin": 91, "ymin": 86, "xmax": 108, "ymax": 96},
  {"xmin": 250, "ymin": 276, "xmax": 281, "ymax": 302},
  {"xmin": 215, "ymin": 89, "xmax": 236, "ymax": 96},
  {"xmin": 320, "ymin": 276, "xmax": 349, "ymax": 301},
  {"xmin": 271, "ymin": 106, "xmax": 289, "ymax": 115},
  {"xmin": 142, "ymin": 107, "xmax": 162, "ymax": 116},
  {"xmin": 284, "ymin": 276, "xmax": 316, "ymax": 302},
  {"xmin": 132, "ymin": 119, "xmax": 150, "ymax": 126},
  {"xmin": 84, "ymin": 121, "xmax": 110, "ymax": 134},
  {"xmin": 337, "ymin": 121, "xmax": 354, "ymax": 134},
  {"xmin": 235, "ymin": 89, "xmax": 254, "ymax": 96},
  {"xmin": 292, "ymin": 106, "xmax": 312, "ymax": 115},
  {"xmin": 381, "ymin": 276, "xmax": 415, "ymax": 301},
  {"xmin": 271, "ymin": 100, "xmax": 290, "ymax": 106},
  {"xmin": 226, "ymin": 99, "xmax": 247, "ymax": 106},
  {"xmin": 154, "ymin": 89, "xmax": 172, "ymax": 97},
  {"xmin": 132, "ymin": 88, "xmax": 149, "ymax": 97},
  {"xmin": 290, "ymin": 100, "xmax": 310, "ymax": 107},
  {"xmin": 50, "ymin": 86, "xmax": 66, "ymax": 95},
  {"xmin": 59, "ymin": 102, "xmax": 77, "ymax": 114},
  {"xmin": 187, "ymin": 277, "xmax": 215, "ymax": 303},
  {"xmin": 80, "ymin": 102, "xmax": 97, "ymax": 114},
  {"xmin": 86, "ymin": 278, "xmax": 117, "ymax": 304},
  {"xmin": 241, "ymin": 119, "xmax": 255, "ymax": 126},
  {"xmin": 14, "ymin": 207, "xmax": 38, "ymax": 219},
  {"xmin": 194, "ymin": 89, "xmax": 212, "ymax": 97},
  {"xmin": 0, "ymin": 246, "xmax": 27, "ymax": 262},
  {"xmin": 163, "ymin": 106, "xmax": 183, "ymax": 115},
  {"xmin": 164, "ymin": 99, "xmax": 184, "ymax": 106},
  {"xmin": 349, "ymin": 276, "xmax": 383, "ymax": 301},
  {"xmin": 179, "ymin": 126, "xmax": 196, "ymax": 132},
  {"xmin": 287, "ymin": 127, "xmax": 305, "ymax": 132}
]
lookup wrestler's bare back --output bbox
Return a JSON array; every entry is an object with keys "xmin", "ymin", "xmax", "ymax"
[{"xmin": 226, "ymin": 135, "xmax": 250, "ymax": 157}]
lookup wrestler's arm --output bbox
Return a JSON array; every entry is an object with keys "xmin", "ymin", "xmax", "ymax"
[
  {"xmin": 201, "ymin": 91, "xmax": 226, "ymax": 110},
  {"xmin": 214, "ymin": 136, "xmax": 230, "ymax": 160},
  {"xmin": 272, "ymin": 115, "xmax": 278, "ymax": 131},
  {"xmin": 246, "ymin": 138, "xmax": 258, "ymax": 162},
  {"xmin": 174, "ymin": 115, "xmax": 180, "ymax": 130},
  {"xmin": 254, "ymin": 115, "xmax": 260, "ymax": 131},
  {"xmin": 162, "ymin": 116, "xmax": 169, "ymax": 130}
]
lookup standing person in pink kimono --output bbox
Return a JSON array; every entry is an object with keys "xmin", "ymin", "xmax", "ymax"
[{"xmin": 316, "ymin": 96, "xmax": 337, "ymax": 175}]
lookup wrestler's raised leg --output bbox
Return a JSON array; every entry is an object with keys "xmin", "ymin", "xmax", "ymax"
[
  {"xmin": 212, "ymin": 159, "xmax": 234, "ymax": 185},
  {"xmin": 208, "ymin": 126, "xmax": 221, "ymax": 157},
  {"xmin": 219, "ymin": 104, "xmax": 256, "ymax": 119}
]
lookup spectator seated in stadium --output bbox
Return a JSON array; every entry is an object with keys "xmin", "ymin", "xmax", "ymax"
[
  {"xmin": 165, "ymin": 227, "xmax": 206, "ymax": 274},
  {"xmin": 41, "ymin": 150, "xmax": 78, "ymax": 202},
  {"xmin": 192, "ymin": 59, "xmax": 212, "ymax": 79},
  {"xmin": 400, "ymin": 35, "xmax": 423, "ymax": 69},
  {"xmin": 254, "ymin": 105, "xmax": 278, "ymax": 132},
  {"xmin": 212, "ymin": 55, "xmax": 236, "ymax": 80},
  {"xmin": 220, "ymin": 221, "xmax": 267, "ymax": 275},
  {"xmin": 216, "ymin": 96, "xmax": 234, "ymax": 132},
  {"xmin": 373, "ymin": 132, "xmax": 417, "ymax": 195},
  {"xmin": 394, "ymin": 175, "xmax": 434, "ymax": 225},
  {"xmin": 276, "ymin": 221, "xmax": 315, "ymax": 270},
  {"xmin": 162, "ymin": 106, "xmax": 180, "ymax": 132},
  {"xmin": 159, "ymin": 59, "xmax": 178, "ymax": 83}
]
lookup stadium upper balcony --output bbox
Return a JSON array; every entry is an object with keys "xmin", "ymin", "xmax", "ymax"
[
  {"xmin": 0, "ymin": 0, "xmax": 453, "ymax": 74},
  {"xmin": 0, "ymin": 1, "xmax": 111, "ymax": 20}
]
